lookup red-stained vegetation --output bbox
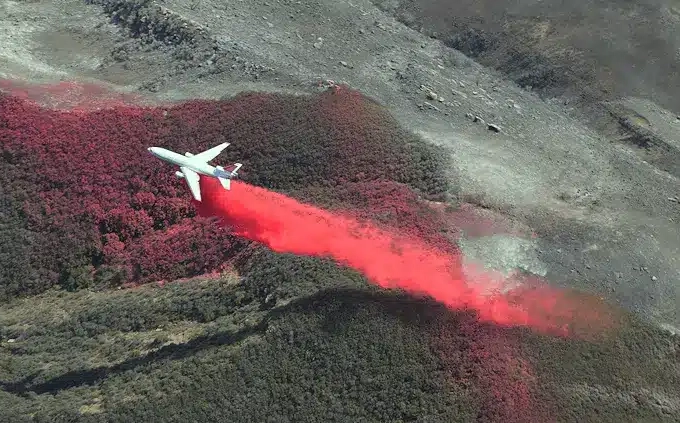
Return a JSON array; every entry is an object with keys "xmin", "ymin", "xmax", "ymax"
[{"xmin": 0, "ymin": 86, "xmax": 451, "ymax": 301}]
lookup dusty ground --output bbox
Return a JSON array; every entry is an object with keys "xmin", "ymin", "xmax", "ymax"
[{"xmin": 0, "ymin": 0, "xmax": 678, "ymax": 332}]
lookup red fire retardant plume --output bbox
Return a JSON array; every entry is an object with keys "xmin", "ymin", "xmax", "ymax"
[{"xmin": 194, "ymin": 177, "xmax": 618, "ymax": 337}]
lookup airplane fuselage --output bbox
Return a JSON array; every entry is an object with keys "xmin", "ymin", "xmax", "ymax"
[
  {"xmin": 148, "ymin": 147, "xmax": 232, "ymax": 178},
  {"xmin": 147, "ymin": 143, "xmax": 242, "ymax": 201}
]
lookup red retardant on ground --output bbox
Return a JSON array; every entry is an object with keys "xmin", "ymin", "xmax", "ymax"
[
  {"xmin": 0, "ymin": 82, "xmax": 452, "ymax": 297},
  {"xmin": 0, "ymin": 79, "xmax": 148, "ymax": 110},
  {"xmin": 0, "ymin": 90, "xmax": 242, "ymax": 296},
  {"xmin": 195, "ymin": 177, "xmax": 619, "ymax": 337}
]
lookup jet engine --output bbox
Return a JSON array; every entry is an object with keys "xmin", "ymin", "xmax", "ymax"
[
  {"xmin": 185, "ymin": 152, "xmax": 194, "ymax": 157},
  {"xmin": 175, "ymin": 171, "xmax": 184, "ymax": 179}
]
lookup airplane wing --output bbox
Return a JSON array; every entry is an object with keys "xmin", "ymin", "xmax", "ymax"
[
  {"xmin": 180, "ymin": 166, "xmax": 202, "ymax": 201},
  {"xmin": 190, "ymin": 142, "xmax": 230, "ymax": 163}
]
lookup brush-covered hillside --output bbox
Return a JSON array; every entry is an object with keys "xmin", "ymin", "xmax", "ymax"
[{"xmin": 1, "ymin": 87, "xmax": 679, "ymax": 422}]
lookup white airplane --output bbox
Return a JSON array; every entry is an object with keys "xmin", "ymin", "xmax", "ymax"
[{"xmin": 147, "ymin": 142, "xmax": 242, "ymax": 202}]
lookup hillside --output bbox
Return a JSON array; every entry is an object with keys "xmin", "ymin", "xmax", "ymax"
[
  {"xmin": 1, "ymin": 82, "xmax": 678, "ymax": 423},
  {"xmin": 374, "ymin": 0, "xmax": 680, "ymax": 110},
  {"xmin": 1, "ymin": 0, "xmax": 679, "ymax": 422},
  {"xmin": 2, "ymin": 262, "xmax": 679, "ymax": 422},
  {"xmin": 374, "ymin": 0, "xmax": 680, "ymax": 178}
]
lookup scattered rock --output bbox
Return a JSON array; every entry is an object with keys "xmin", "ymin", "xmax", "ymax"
[
  {"xmin": 313, "ymin": 37, "xmax": 323, "ymax": 48},
  {"xmin": 422, "ymin": 101, "xmax": 440, "ymax": 111},
  {"xmin": 339, "ymin": 60, "xmax": 352, "ymax": 69},
  {"xmin": 426, "ymin": 90, "xmax": 438, "ymax": 101},
  {"xmin": 451, "ymin": 89, "xmax": 467, "ymax": 99},
  {"xmin": 317, "ymin": 79, "xmax": 339, "ymax": 90},
  {"xmin": 487, "ymin": 123, "xmax": 501, "ymax": 133},
  {"xmin": 652, "ymin": 276, "xmax": 658, "ymax": 281},
  {"xmin": 668, "ymin": 197, "xmax": 679, "ymax": 203}
]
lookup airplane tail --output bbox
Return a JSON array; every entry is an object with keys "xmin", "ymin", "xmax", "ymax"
[
  {"xmin": 215, "ymin": 163, "xmax": 242, "ymax": 191},
  {"xmin": 231, "ymin": 163, "xmax": 242, "ymax": 176}
]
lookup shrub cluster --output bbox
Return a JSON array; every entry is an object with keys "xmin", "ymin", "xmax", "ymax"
[
  {"xmin": 2, "ymin": 253, "xmax": 677, "ymax": 422},
  {"xmin": 0, "ymin": 86, "xmax": 451, "ymax": 299}
]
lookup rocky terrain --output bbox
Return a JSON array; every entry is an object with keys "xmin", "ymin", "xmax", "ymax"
[{"xmin": 1, "ymin": 0, "xmax": 679, "ymax": 421}]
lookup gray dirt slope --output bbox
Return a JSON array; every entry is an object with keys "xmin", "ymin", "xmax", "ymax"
[
  {"xmin": 374, "ymin": 0, "xmax": 680, "ymax": 184},
  {"xmin": 372, "ymin": 0, "xmax": 680, "ymax": 113},
  {"xmin": 0, "ymin": 0, "xmax": 679, "ymax": 330}
]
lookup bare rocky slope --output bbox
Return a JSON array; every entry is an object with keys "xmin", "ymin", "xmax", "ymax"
[{"xmin": 374, "ymin": 0, "xmax": 680, "ymax": 181}]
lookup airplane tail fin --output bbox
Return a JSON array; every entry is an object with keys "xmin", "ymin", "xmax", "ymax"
[
  {"xmin": 232, "ymin": 163, "xmax": 242, "ymax": 177},
  {"xmin": 214, "ymin": 163, "xmax": 243, "ymax": 191}
]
